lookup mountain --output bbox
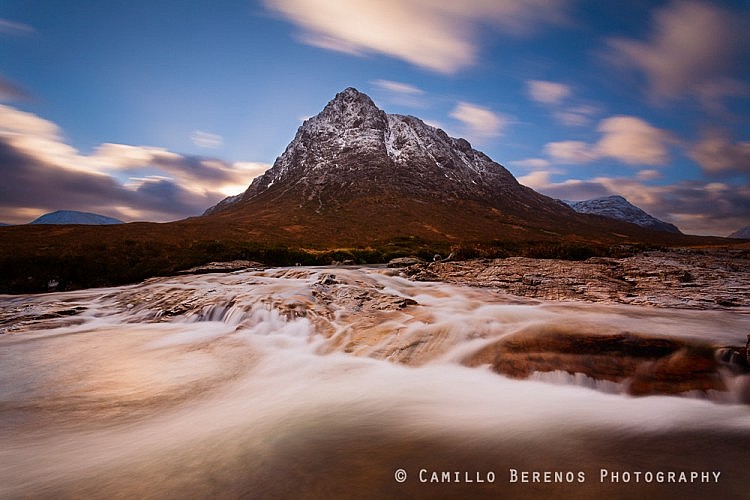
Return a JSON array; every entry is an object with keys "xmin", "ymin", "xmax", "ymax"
[
  {"xmin": 30, "ymin": 210, "xmax": 124, "ymax": 225},
  {"xmin": 0, "ymin": 88, "xmax": 732, "ymax": 294},
  {"xmin": 565, "ymin": 196, "xmax": 681, "ymax": 234},
  {"xmin": 204, "ymin": 88, "xmax": 658, "ymax": 246},
  {"xmin": 729, "ymin": 226, "xmax": 750, "ymax": 239}
]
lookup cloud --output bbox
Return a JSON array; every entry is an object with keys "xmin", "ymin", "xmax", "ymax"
[
  {"xmin": 636, "ymin": 169, "xmax": 662, "ymax": 181},
  {"xmin": 508, "ymin": 158, "xmax": 551, "ymax": 169},
  {"xmin": 371, "ymin": 79, "xmax": 423, "ymax": 96},
  {"xmin": 553, "ymin": 105, "xmax": 599, "ymax": 127},
  {"xmin": 689, "ymin": 131, "xmax": 750, "ymax": 176},
  {"xmin": 370, "ymin": 79, "xmax": 427, "ymax": 108},
  {"xmin": 449, "ymin": 101, "xmax": 507, "ymax": 142},
  {"xmin": 0, "ymin": 76, "xmax": 30, "ymax": 102},
  {"xmin": 190, "ymin": 130, "xmax": 224, "ymax": 149},
  {"xmin": 0, "ymin": 18, "xmax": 34, "ymax": 36},
  {"xmin": 264, "ymin": 0, "xmax": 569, "ymax": 73},
  {"xmin": 594, "ymin": 116, "xmax": 672, "ymax": 166},
  {"xmin": 521, "ymin": 170, "xmax": 750, "ymax": 236},
  {"xmin": 0, "ymin": 104, "xmax": 267, "ymax": 224},
  {"xmin": 543, "ymin": 141, "xmax": 595, "ymax": 164},
  {"xmin": 605, "ymin": 1, "xmax": 749, "ymax": 105},
  {"xmin": 544, "ymin": 115, "xmax": 672, "ymax": 166},
  {"xmin": 527, "ymin": 80, "xmax": 570, "ymax": 105}
]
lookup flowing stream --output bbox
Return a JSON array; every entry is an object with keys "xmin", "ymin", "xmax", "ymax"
[{"xmin": 1, "ymin": 266, "xmax": 748, "ymax": 498}]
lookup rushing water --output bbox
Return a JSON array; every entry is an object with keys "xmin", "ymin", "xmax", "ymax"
[{"xmin": 1, "ymin": 267, "xmax": 748, "ymax": 499}]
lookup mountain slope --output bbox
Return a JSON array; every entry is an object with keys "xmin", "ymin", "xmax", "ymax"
[
  {"xmin": 729, "ymin": 226, "xmax": 750, "ymax": 239},
  {"xmin": 566, "ymin": 196, "xmax": 681, "ymax": 234},
  {"xmin": 30, "ymin": 210, "xmax": 123, "ymax": 225},
  {"xmin": 204, "ymin": 88, "xmax": 656, "ymax": 246}
]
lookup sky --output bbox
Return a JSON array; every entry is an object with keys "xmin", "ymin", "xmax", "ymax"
[{"xmin": 0, "ymin": 0, "xmax": 748, "ymax": 235}]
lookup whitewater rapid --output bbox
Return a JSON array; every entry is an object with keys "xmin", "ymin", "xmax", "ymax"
[{"xmin": 1, "ymin": 266, "xmax": 748, "ymax": 498}]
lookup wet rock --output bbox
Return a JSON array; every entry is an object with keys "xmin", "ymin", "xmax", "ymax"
[
  {"xmin": 177, "ymin": 260, "xmax": 265, "ymax": 275},
  {"xmin": 407, "ymin": 249, "xmax": 750, "ymax": 309},
  {"xmin": 464, "ymin": 330, "xmax": 732, "ymax": 396},
  {"xmin": 387, "ymin": 257, "xmax": 426, "ymax": 268}
]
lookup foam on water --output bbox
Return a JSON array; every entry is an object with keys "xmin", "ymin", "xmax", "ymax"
[{"xmin": 1, "ymin": 266, "xmax": 748, "ymax": 497}]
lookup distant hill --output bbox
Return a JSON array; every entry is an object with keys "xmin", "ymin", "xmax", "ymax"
[
  {"xmin": 30, "ymin": 210, "xmax": 124, "ymax": 225},
  {"xmin": 729, "ymin": 226, "xmax": 750, "ymax": 239},
  {"xmin": 565, "ymin": 196, "xmax": 681, "ymax": 234}
]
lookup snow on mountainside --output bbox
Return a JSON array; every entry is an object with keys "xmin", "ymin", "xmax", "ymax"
[
  {"xmin": 199, "ymin": 87, "xmax": 690, "ymax": 247},
  {"xmin": 30, "ymin": 210, "xmax": 124, "ymax": 225},
  {"xmin": 204, "ymin": 87, "xmax": 549, "ymax": 217},
  {"xmin": 566, "ymin": 196, "xmax": 681, "ymax": 234},
  {"xmin": 729, "ymin": 226, "xmax": 750, "ymax": 239}
]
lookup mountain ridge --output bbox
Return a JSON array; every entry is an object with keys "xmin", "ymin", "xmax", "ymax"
[
  {"xmin": 565, "ymin": 196, "xmax": 681, "ymax": 234},
  {"xmin": 203, "ymin": 87, "xmax": 653, "ymax": 246},
  {"xmin": 0, "ymin": 87, "xmax": 733, "ymax": 294}
]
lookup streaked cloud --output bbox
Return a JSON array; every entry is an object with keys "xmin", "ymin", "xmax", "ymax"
[
  {"xmin": 605, "ymin": 1, "xmax": 749, "ymax": 106},
  {"xmin": 527, "ymin": 80, "xmax": 570, "ymax": 105},
  {"xmin": 543, "ymin": 140, "xmax": 597, "ymax": 164},
  {"xmin": 449, "ymin": 101, "xmax": 507, "ymax": 142},
  {"xmin": 689, "ymin": 131, "xmax": 750, "ymax": 176},
  {"xmin": 371, "ymin": 79, "xmax": 424, "ymax": 96},
  {"xmin": 553, "ymin": 104, "xmax": 599, "ymax": 127},
  {"xmin": 0, "ymin": 104, "xmax": 266, "ymax": 223},
  {"xmin": 0, "ymin": 76, "xmax": 30, "ymax": 102},
  {"xmin": 190, "ymin": 130, "xmax": 224, "ymax": 149},
  {"xmin": 544, "ymin": 116, "xmax": 672, "ymax": 166},
  {"xmin": 508, "ymin": 158, "xmax": 551, "ymax": 169},
  {"xmin": 636, "ymin": 169, "xmax": 662, "ymax": 181},
  {"xmin": 370, "ymin": 79, "xmax": 427, "ymax": 108},
  {"xmin": 264, "ymin": 0, "xmax": 570, "ymax": 73},
  {"xmin": 0, "ymin": 18, "xmax": 34, "ymax": 36},
  {"xmin": 595, "ymin": 116, "xmax": 672, "ymax": 166}
]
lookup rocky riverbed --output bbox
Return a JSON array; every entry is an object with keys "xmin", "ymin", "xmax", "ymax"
[{"xmin": 403, "ymin": 248, "xmax": 750, "ymax": 309}]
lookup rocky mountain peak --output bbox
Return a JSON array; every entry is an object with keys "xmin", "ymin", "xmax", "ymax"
[
  {"xmin": 206, "ymin": 87, "xmax": 534, "ymax": 214},
  {"xmin": 566, "ymin": 195, "xmax": 681, "ymax": 234},
  {"xmin": 314, "ymin": 87, "xmax": 387, "ymax": 132}
]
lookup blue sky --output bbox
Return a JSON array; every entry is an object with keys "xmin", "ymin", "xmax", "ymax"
[{"xmin": 0, "ymin": 0, "xmax": 748, "ymax": 235}]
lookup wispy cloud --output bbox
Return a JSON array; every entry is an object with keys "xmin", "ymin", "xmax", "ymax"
[
  {"xmin": 264, "ymin": 0, "xmax": 570, "ymax": 73},
  {"xmin": 0, "ymin": 104, "xmax": 267, "ymax": 223},
  {"xmin": 543, "ymin": 141, "xmax": 596, "ymax": 164},
  {"xmin": 508, "ymin": 158, "xmax": 551, "ymax": 170},
  {"xmin": 605, "ymin": 1, "xmax": 749, "ymax": 107},
  {"xmin": 190, "ymin": 130, "xmax": 224, "ymax": 149},
  {"xmin": 0, "ymin": 18, "xmax": 34, "ymax": 36},
  {"xmin": 689, "ymin": 130, "xmax": 750, "ymax": 176},
  {"xmin": 449, "ymin": 101, "xmax": 508, "ymax": 143},
  {"xmin": 553, "ymin": 105, "xmax": 599, "ymax": 127},
  {"xmin": 544, "ymin": 116, "xmax": 672, "ymax": 166},
  {"xmin": 526, "ymin": 80, "xmax": 570, "ymax": 105},
  {"xmin": 371, "ymin": 80, "xmax": 423, "ymax": 96},
  {"xmin": 0, "ymin": 76, "xmax": 30, "ymax": 102},
  {"xmin": 370, "ymin": 79, "xmax": 427, "ymax": 108}
]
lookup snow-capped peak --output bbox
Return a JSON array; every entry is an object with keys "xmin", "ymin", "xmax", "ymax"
[{"xmin": 566, "ymin": 195, "xmax": 681, "ymax": 234}]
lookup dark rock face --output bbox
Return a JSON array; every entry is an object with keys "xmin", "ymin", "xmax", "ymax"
[{"xmin": 566, "ymin": 195, "xmax": 681, "ymax": 234}]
